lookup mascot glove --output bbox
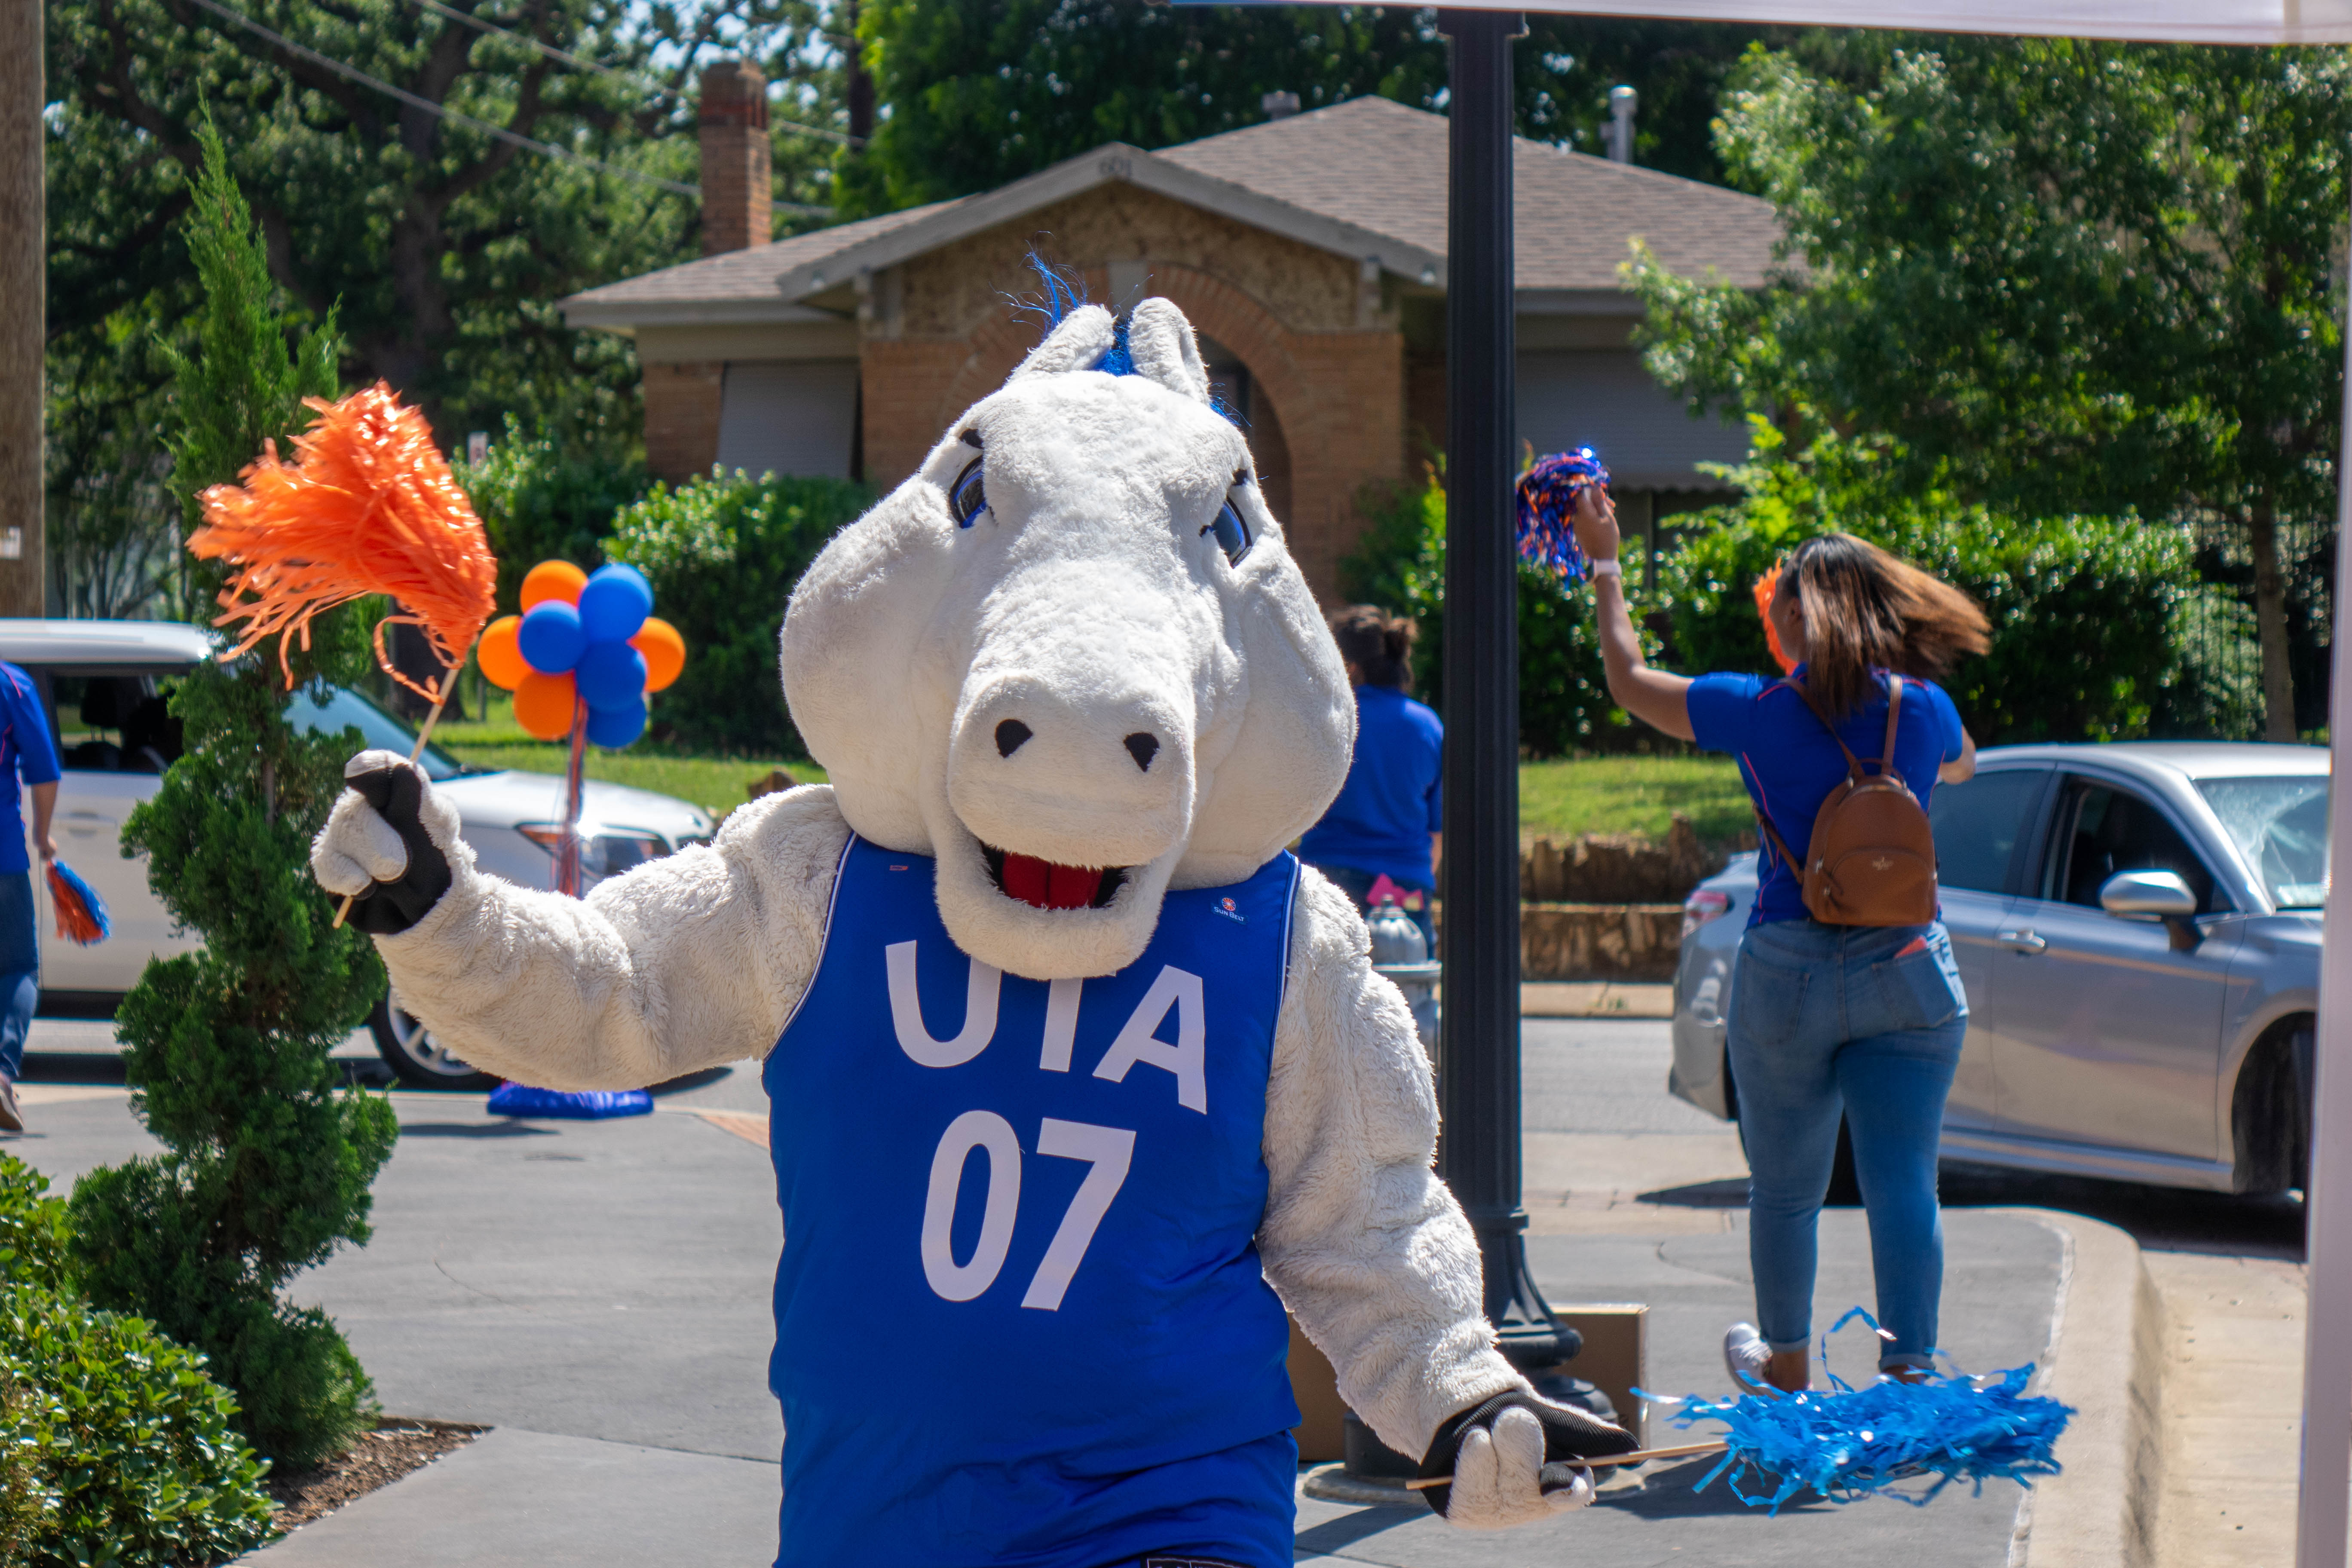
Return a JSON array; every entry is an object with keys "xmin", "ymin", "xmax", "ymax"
[
  {"xmin": 1418, "ymin": 1390, "xmax": 1638, "ymax": 1530},
  {"xmin": 310, "ymin": 750, "xmax": 460, "ymax": 936}
]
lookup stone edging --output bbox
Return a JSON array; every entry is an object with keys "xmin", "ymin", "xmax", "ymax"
[{"xmin": 1992, "ymin": 1207, "xmax": 2162, "ymax": 1568}]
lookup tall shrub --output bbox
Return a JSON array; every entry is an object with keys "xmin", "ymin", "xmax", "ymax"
[
  {"xmin": 455, "ymin": 418, "xmax": 651, "ymax": 615},
  {"xmin": 605, "ymin": 468, "xmax": 872, "ymax": 756},
  {"xmin": 67, "ymin": 117, "xmax": 399, "ymax": 1469}
]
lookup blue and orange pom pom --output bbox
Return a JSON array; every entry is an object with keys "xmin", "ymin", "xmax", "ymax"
[
  {"xmin": 1515, "ymin": 447, "xmax": 1611, "ymax": 591},
  {"xmin": 47, "ymin": 861, "xmax": 110, "ymax": 946}
]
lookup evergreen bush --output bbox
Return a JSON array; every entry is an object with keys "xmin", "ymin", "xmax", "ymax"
[
  {"xmin": 454, "ymin": 418, "xmax": 651, "ymax": 615},
  {"xmin": 605, "ymin": 468, "xmax": 873, "ymax": 756},
  {"xmin": 0, "ymin": 1155, "xmax": 279, "ymax": 1566},
  {"xmin": 67, "ymin": 115, "xmax": 399, "ymax": 1470}
]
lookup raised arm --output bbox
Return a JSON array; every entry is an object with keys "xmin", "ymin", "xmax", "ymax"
[
  {"xmin": 1572, "ymin": 487, "xmax": 1694, "ymax": 742},
  {"xmin": 312, "ymin": 753, "xmax": 849, "ymax": 1090}
]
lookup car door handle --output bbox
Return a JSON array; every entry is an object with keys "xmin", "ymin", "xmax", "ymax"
[{"xmin": 1997, "ymin": 929, "xmax": 2047, "ymax": 954}]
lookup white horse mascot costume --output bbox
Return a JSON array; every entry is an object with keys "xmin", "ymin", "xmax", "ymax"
[{"xmin": 313, "ymin": 294, "xmax": 1634, "ymax": 1566}]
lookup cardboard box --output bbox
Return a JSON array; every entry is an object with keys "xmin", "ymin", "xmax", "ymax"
[{"xmin": 1287, "ymin": 1302, "xmax": 1650, "ymax": 1461}]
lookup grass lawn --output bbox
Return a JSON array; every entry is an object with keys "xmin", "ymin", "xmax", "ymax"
[
  {"xmin": 429, "ymin": 693, "xmax": 824, "ymax": 820},
  {"xmin": 1519, "ymin": 754, "xmax": 1750, "ymax": 844}
]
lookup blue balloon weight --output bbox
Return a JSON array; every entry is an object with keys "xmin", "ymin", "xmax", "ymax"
[
  {"xmin": 579, "ymin": 564, "xmax": 653, "ymax": 643},
  {"xmin": 518, "ymin": 600, "xmax": 585, "ymax": 674},
  {"xmin": 585, "ymin": 699, "xmax": 648, "ymax": 749},
  {"xmin": 576, "ymin": 640, "xmax": 649, "ymax": 714}
]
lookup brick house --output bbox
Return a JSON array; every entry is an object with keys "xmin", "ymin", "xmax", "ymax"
[{"xmin": 561, "ymin": 79, "xmax": 1781, "ymax": 600}]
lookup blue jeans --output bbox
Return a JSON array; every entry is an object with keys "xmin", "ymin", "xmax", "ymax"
[
  {"xmin": 0, "ymin": 870, "xmax": 36, "ymax": 1081},
  {"xmin": 1726, "ymin": 919, "xmax": 1967, "ymax": 1371}
]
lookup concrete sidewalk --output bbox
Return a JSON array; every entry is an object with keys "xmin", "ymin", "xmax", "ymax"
[{"xmin": 0, "ymin": 1017, "xmax": 2140, "ymax": 1567}]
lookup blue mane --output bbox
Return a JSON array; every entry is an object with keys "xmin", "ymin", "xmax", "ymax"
[{"xmin": 1012, "ymin": 253, "xmax": 1239, "ymax": 425}]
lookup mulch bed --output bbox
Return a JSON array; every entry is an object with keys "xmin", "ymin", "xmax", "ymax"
[{"xmin": 263, "ymin": 1417, "xmax": 487, "ymax": 1531}]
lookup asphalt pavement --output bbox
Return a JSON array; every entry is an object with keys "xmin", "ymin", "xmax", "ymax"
[{"xmin": 0, "ymin": 1014, "xmax": 2125, "ymax": 1567}]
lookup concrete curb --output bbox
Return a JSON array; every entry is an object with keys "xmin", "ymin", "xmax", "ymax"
[{"xmin": 1990, "ymin": 1207, "xmax": 2162, "ymax": 1568}]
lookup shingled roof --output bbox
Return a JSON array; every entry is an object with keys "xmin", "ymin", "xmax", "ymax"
[{"xmin": 563, "ymin": 95, "xmax": 1781, "ymax": 328}]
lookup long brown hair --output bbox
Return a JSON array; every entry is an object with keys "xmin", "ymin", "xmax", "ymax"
[
  {"xmin": 1783, "ymin": 533, "xmax": 1990, "ymax": 717},
  {"xmin": 1328, "ymin": 605, "xmax": 1417, "ymax": 690}
]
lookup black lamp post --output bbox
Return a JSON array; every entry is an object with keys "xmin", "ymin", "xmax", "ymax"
[{"xmin": 1434, "ymin": 7, "xmax": 1583, "ymax": 1382}]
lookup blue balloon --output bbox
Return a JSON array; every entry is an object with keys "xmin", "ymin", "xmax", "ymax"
[
  {"xmin": 579, "ymin": 564, "xmax": 653, "ymax": 643},
  {"xmin": 576, "ymin": 640, "xmax": 649, "ymax": 714},
  {"xmin": 585, "ymin": 698, "xmax": 648, "ymax": 749},
  {"xmin": 518, "ymin": 600, "xmax": 585, "ymax": 674}
]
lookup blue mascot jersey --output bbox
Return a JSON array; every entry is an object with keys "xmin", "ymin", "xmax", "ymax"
[{"xmin": 763, "ymin": 837, "xmax": 1305, "ymax": 1567}]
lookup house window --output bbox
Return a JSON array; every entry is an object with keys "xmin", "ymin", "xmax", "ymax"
[{"xmin": 715, "ymin": 361, "xmax": 862, "ymax": 481}]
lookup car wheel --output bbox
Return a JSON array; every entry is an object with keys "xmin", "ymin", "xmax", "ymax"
[{"xmin": 368, "ymin": 990, "xmax": 499, "ymax": 1090}]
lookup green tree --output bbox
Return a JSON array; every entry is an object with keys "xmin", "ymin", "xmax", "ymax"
[
  {"xmin": 1633, "ymin": 37, "xmax": 2352, "ymax": 739},
  {"xmin": 839, "ymin": 2, "xmax": 1778, "ymax": 215},
  {"xmin": 66, "ymin": 118, "xmax": 401, "ymax": 1470},
  {"xmin": 46, "ymin": 0, "xmax": 848, "ymax": 450}
]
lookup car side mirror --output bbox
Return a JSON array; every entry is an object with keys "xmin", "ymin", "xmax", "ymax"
[{"xmin": 2099, "ymin": 869, "xmax": 2197, "ymax": 921}]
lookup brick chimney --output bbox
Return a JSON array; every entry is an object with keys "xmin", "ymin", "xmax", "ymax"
[{"xmin": 698, "ymin": 61, "xmax": 772, "ymax": 255}]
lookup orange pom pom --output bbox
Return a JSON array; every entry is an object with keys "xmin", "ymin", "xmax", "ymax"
[
  {"xmin": 190, "ymin": 383, "xmax": 497, "ymax": 692},
  {"xmin": 478, "ymin": 616, "xmax": 530, "ymax": 691},
  {"xmin": 521, "ymin": 560, "xmax": 588, "ymax": 610},
  {"xmin": 514, "ymin": 671, "xmax": 579, "ymax": 741},
  {"xmin": 631, "ymin": 617, "xmax": 686, "ymax": 693},
  {"xmin": 1755, "ymin": 563, "xmax": 1795, "ymax": 674}
]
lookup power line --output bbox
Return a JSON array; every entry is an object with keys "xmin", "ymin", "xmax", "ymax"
[
  {"xmin": 398, "ymin": 0, "xmax": 864, "ymax": 147},
  {"xmin": 181, "ymin": 0, "xmax": 835, "ymax": 214}
]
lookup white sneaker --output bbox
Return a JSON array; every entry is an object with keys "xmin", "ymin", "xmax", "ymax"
[
  {"xmin": 1723, "ymin": 1322, "xmax": 1773, "ymax": 1394},
  {"xmin": 0, "ymin": 1079, "xmax": 25, "ymax": 1134}
]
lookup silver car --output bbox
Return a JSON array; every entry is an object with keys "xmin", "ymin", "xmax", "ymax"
[
  {"xmin": 1671, "ymin": 742, "xmax": 2325, "ymax": 1196},
  {"xmin": 0, "ymin": 619, "xmax": 716, "ymax": 1089}
]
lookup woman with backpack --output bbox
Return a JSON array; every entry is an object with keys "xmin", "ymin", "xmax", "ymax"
[{"xmin": 1572, "ymin": 492, "xmax": 1989, "ymax": 1396}]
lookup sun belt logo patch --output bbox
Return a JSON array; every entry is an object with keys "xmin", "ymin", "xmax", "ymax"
[{"xmin": 1214, "ymin": 896, "xmax": 1245, "ymax": 924}]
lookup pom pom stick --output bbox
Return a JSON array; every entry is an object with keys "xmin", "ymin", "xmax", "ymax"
[
  {"xmin": 46, "ymin": 861, "xmax": 110, "ymax": 946},
  {"xmin": 1756, "ymin": 561, "xmax": 1796, "ymax": 674},
  {"xmin": 1412, "ymin": 1311, "xmax": 2072, "ymax": 1510},
  {"xmin": 1514, "ymin": 447, "xmax": 1611, "ymax": 591},
  {"xmin": 190, "ymin": 384, "xmax": 499, "ymax": 926}
]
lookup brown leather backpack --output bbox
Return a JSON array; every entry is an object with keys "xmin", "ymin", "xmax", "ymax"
[{"xmin": 1754, "ymin": 674, "xmax": 1939, "ymax": 927}]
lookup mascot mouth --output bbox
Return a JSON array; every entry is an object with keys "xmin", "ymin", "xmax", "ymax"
[{"xmin": 980, "ymin": 843, "xmax": 1128, "ymax": 911}]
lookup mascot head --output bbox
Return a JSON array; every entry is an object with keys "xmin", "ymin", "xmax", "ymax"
[{"xmin": 781, "ymin": 294, "xmax": 1354, "ymax": 980}]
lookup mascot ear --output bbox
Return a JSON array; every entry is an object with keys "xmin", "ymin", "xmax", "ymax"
[
  {"xmin": 1012, "ymin": 304, "xmax": 1119, "ymax": 381},
  {"xmin": 1124, "ymin": 299, "xmax": 1213, "ymax": 405}
]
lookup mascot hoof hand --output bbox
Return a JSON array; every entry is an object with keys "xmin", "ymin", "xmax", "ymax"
[
  {"xmin": 1418, "ymin": 1390, "xmax": 1637, "ymax": 1530},
  {"xmin": 312, "ymin": 750, "xmax": 456, "ymax": 935}
]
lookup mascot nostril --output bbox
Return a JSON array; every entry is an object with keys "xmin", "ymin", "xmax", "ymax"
[{"xmin": 326, "ymin": 286, "xmax": 1614, "ymax": 1565}]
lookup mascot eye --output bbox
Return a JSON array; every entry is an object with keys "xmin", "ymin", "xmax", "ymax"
[
  {"xmin": 1203, "ymin": 497, "xmax": 1252, "ymax": 566},
  {"xmin": 949, "ymin": 457, "xmax": 987, "ymax": 529}
]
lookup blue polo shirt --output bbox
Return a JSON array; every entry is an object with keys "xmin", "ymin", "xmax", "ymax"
[
  {"xmin": 1297, "ymin": 683, "xmax": 1443, "ymax": 889},
  {"xmin": 0, "ymin": 666, "xmax": 59, "ymax": 878},
  {"xmin": 1687, "ymin": 668, "xmax": 1964, "ymax": 926}
]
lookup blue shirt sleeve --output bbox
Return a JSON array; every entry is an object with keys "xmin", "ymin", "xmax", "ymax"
[
  {"xmin": 1686, "ymin": 672, "xmax": 1768, "ymax": 757},
  {"xmin": 1919, "ymin": 679, "xmax": 1964, "ymax": 764},
  {"xmin": 0, "ymin": 670, "xmax": 58, "ymax": 787},
  {"xmin": 1422, "ymin": 705, "xmax": 1444, "ymax": 833}
]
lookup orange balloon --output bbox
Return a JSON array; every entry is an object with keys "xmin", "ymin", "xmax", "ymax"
[
  {"xmin": 478, "ymin": 616, "xmax": 530, "ymax": 691},
  {"xmin": 631, "ymin": 617, "xmax": 687, "ymax": 693},
  {"xmin": 512, "ymin": 671, "xmax": 578, "ymax": 740},
  {"xmin": 520, "ymin": 560, "xmax": 588, "ymax": 610}
]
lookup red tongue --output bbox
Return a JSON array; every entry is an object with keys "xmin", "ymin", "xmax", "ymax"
[{"xmin": 1001, "ymin": 852, "xmax": 1103, "ymax": 911}]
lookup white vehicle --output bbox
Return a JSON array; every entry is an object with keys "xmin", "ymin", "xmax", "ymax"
[{"xmin": 0, "ymin": 619, "xmax": 715, "ymax": 1088}]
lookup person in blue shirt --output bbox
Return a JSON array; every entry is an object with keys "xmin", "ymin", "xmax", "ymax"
[
  {"xmin": 1573, "ymin": 492, "xmax": 1989, "ymax": 1400},
  {"xmin": 0, "ymin": 665, "xmax": 59, "ymax": 1135},
  {"xmin": 1297, "ymin": 606, "xmax": 1442, "ymax": 950}
]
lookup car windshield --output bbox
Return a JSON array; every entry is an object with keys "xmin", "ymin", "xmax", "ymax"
[
  {"xmin": 2197, "ymin": 776, "xmax": 2329, "ymax": 909},
  {"xmin": 284, "ymin": 686, "xmax": 468, "ymax": 783}
]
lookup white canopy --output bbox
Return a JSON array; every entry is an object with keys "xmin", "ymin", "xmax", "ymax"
[{"xmin": 1434, "ymin": 0, "xmax": 2352, "ymax": 44}]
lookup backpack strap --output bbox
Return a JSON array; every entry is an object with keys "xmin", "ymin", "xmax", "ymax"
[{"xmin": 1878, "ymin": 676, "xmax": 1909, "ymax": 788}]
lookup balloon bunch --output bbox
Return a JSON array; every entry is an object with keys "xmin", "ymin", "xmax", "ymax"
[{"xmin": 477, "ymin": 561, "xmax": 686, "ymax": 747}]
